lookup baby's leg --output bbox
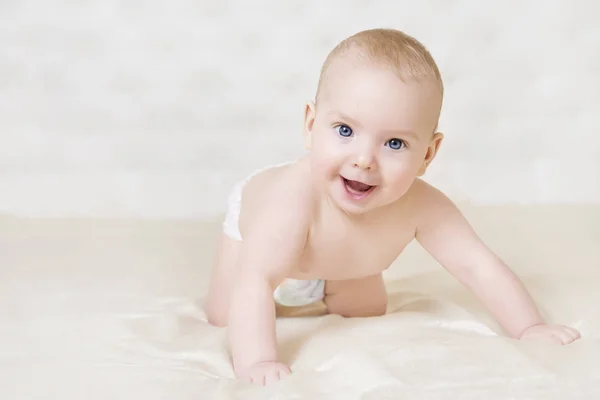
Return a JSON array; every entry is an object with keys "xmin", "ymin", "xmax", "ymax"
[
  {"xmin": 324, "ymin": 273, "xmax": 387, "ymax": 318},
  {"xmin": 203, "ymin": 232, "xmax": 242, "ymax": 327}
]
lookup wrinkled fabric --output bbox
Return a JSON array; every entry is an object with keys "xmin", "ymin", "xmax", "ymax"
[{"xmin": 1, "ymin": 205, "xmax": 599, "ymax": 399}]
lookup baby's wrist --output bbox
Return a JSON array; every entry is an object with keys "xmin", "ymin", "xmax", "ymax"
[
  {"xmin": 234, "ymin": 359, "xmax": 280, "ymax": 375},
  {"xmin": 517, "ymin": 322, "xmax": 546, "ymax": 338}
]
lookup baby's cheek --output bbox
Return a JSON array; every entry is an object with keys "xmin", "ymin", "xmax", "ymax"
[
  {"xmin": 385, "ymin": 164, "xmax": 417, "ymax": 188},
  {"xmin": 313, "ymin": 140, "xmax": 338, "ymax": 164},
  {"xmin": 310, "ymin": 151, "xmax": 338, "ymax": 179}
]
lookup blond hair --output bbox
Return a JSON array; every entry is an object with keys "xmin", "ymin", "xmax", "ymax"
[{"xmin": 315, "ymin": 28, "xmax": 443, "ymax": 102}]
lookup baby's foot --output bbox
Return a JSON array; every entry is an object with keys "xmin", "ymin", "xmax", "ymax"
[
  {"xmin": 519, "ymin": 324, "xmax": 581, "ymax": 345},
  {"xmin": 237, "ymin": 361, "xmax": 291, "ymax": 385}
]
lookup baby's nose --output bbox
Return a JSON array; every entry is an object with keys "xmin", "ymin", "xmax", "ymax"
[{"xmin": 353, "ymin": 152, "xmax": 375, "ymax": 170}]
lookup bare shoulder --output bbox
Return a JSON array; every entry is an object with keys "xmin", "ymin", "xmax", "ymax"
[
  {"xmin": 408, "ymin": 178, "xmax": 453, "ymax": 205},
  {"xmin": 406, "ymin": 178, "xmax": 465, "ymax": 229},
  {"xmin": 240, "ymin": 160, "xmax": 314, "ymax": 231},
  {"xmin": 236, "ymin": 159, "xmax": 314, "ymax": 280}
]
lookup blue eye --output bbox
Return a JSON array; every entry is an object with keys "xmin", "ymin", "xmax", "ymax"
[
  {"xmin": 387, "ymin": 138, "xmax": 405, "ymax": 150},
  {"xmin": 337, "ymin": 125, "xmax": 353, "ymax": 137}
]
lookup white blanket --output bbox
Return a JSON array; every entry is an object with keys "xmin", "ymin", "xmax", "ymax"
[{"xmin": 1, "ymin": 205, "xmax": 598, "ymax": 399}]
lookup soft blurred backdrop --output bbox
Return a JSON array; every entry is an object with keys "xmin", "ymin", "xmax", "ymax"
[
  {"xmin": 1, "ymin": 0, "xmax": 599, "ymax": 219},
  {"xmin": 2, "ymin": 3, "xmax": 600, "ymax": 398}
]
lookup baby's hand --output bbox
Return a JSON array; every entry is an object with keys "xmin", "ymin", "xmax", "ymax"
[
  {"xmin": 519, "ymin": 324, "xmax": 581, "ymax": 345},
  {"xmin": 237, "ymin": 361, "xmax": 291, "ymax": 385}
]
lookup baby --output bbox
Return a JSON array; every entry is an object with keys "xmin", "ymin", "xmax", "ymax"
[{"xmin": 204, "ymin": 28, "xmax": 581, "ymax": 385}]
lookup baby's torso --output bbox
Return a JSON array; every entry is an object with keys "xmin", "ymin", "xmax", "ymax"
[
  {"xmin": 291, "ymin": 204, "xmax": 418, "ymax": 281},
  {"xmin": 238, "ymin": 159, "xmax": 423, "ymax": 281}
]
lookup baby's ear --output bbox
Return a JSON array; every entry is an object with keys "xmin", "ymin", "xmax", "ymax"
[
  {"xmin": 418, "ymin": 132, "xmax": 444, "ymax": 176},
  {"xmin": 303, "ymin": 101, "xmax": 316, "ymax": 150}
]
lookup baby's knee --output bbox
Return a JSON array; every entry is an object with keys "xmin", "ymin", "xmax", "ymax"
[
  {"xmin": 206, "ymin": 314, "xmax": 228, "ymax": 328},
  {"xmin": 365, "ymin": 301, "xmax": 388, "ymax": 317},
  {"xmin": 203, "ymin": 302, "xmax": 229, "ymax": 327}
]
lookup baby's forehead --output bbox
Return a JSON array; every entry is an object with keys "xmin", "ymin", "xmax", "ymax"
[
  {"xmin": 319, "ymin": 52, "xmax": 440, "ymax": 99},
  {"xmin": 320, "ymin": 63, "xmax": 440, "ymax": 105}
]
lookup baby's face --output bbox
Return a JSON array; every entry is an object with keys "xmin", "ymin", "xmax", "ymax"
[{"xmin": 304, "ymin": 60, "xmax": 443, "ymax": 214}]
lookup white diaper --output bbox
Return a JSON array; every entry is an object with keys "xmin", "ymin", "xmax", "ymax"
[
  {"xmin": 222, "ymin": 162, "xmax": 326, "ymax": 307},
  {"xmin": 273, "ymin": 278, "xmax": 326, "ymax": 307}
]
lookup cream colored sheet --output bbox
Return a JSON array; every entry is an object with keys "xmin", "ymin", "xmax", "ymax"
[{"xmin": 1, "ymin": 205, "xmax": 599, "ymax": 399}]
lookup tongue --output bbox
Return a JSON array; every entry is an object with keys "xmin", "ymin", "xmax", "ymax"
[{"xmin": 346, "ymin": 179, "xmax": 372, "ymax": 192}]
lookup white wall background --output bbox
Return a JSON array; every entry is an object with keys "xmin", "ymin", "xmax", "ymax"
[{"xmin": 1, "ymin": 0, "xmax": 599, "ymax": 219}]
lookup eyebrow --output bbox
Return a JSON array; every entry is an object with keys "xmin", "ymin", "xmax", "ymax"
[{"xmin": 328, "ymin": 111, "xmax": 420, "ymax": 141}]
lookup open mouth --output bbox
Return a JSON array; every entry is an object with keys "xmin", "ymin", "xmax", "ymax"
[{"xmin": 342, "ymin": 177, "xmax": 376, "ymax": 199}]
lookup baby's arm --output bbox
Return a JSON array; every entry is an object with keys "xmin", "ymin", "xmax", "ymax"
[
  {"xmin": 414, "ymin": 184, "xmax": 580, "ymax": 344},
  {"xmin": 228, "ymin": 188, "xmax": 311, "ymax": 384}
]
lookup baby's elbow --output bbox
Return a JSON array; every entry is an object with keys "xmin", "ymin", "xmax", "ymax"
[
  {"xmin": 206, "ymin": 313, "xmax": 228, "ymax": 328},
  {"xmin": 203, "ymin": 300, "xmax": 229, "ymax": 327}
]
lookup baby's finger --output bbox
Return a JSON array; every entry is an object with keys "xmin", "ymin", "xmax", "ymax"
[
  {"xmin": 251, "ymin": 373, "xmax": 266, "ymax": 386},
  {"xmin": 264, "ymin": 369, "xmax": 281, "ymax": 386},
  {"xmin": 544, "ymin": 331, "xmax": 565, "ymax": 345},
  {"xmin": 555, "ymin": 327, "xmax": 579, "ymax": 344},
  {"xmin": 560, "ymin": 332, "xmax": 578, "ymax": 344},
  {"xmin": 564, "ymin": 327, "xmax": 581, "ymax": 341},
  {"xmin": 552, "ymin": 330, "xmax": 572, "ymax": 345},
  {"xmin": 279, "ymin": 365, "xmax": 292, "ymax": 378}
]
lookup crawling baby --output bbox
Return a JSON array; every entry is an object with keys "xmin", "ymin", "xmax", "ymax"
[{"xmin": 203, "ymin": 28, "xmax": 581, "ymax": 385}]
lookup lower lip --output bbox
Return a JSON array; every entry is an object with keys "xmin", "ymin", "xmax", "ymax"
[{"xmin": 341, "ymin": 177, "xmax": 376, "ymax": 200}]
